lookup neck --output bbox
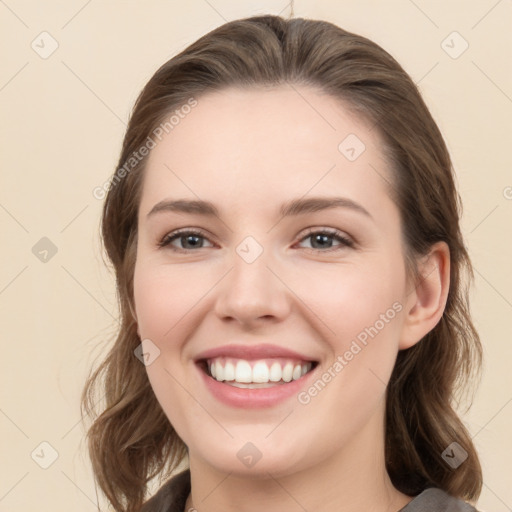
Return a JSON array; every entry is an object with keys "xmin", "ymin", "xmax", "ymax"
[{"xmin": 183, "ymin": 401, "xmax": 413, "ymax": 512}]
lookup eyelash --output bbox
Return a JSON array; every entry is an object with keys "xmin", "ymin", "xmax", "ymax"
[{"xmin": 157, "ymin": 227, "xmax": 355, "ymax": 253}]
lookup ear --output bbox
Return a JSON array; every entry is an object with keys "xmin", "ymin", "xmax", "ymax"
[{"xmin": 399, "ymin": 241, "xmax": 450, "ymax": 350}]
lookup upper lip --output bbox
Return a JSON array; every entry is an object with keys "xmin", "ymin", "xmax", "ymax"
[{"xmin": 194, "ymin": 343, "xmax": 319, "ymax": 362}]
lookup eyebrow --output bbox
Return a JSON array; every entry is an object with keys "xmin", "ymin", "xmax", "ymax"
[{"xmin": 146, "ymin": 196, "xmax": 373, "ymax": 220}]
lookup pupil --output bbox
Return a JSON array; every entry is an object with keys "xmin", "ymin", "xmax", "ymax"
[
  {"xmin": 312, "ymin": 234, "xmax": 331, "ymax": 248},
  {"xmin": 184, "ymin": 235, "xmax": 201, "ymax": 248}
]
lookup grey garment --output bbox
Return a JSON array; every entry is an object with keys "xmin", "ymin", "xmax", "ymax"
[
  {"xmin": 140, "ymin": 469, "xmax": 479, "ymax": 512},
  {"xmin": 399, "ymin": 488, "xmax": 479, "ymax": 512}
]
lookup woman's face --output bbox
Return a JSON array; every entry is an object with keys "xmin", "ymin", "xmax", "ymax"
[{"xmin": 133, "ymin": 85, "xmax": 416, "ymax": 477}]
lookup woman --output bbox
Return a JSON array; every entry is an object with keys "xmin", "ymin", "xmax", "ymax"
[{"xmin": 82, "ymin": 14, "xmax": 483, "ymax": 512}]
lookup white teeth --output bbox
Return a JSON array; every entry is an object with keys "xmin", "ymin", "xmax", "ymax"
[
  {"xmin": 252, "ymin": 361, "xmax": 270, "ymax": 383},
  {"xmin": 214, "ymin": 360, "xmax": 224, "ymax": 381},
  {"xmin": 207, "ymin": 358, "xmax": 314, "ymax": 384},
  {"xmin": 235, "ymin": 360, "xmax": 252, "ymax": 383},
  {"xmin": 224, "ymin": 361, "xmax": 235, "ymax": 381},
  {"xmin": 269, "ymin": 362, "xmax": 282, "ymax": 382},
  {"xmin": 282, "ymin": 362, "xmax": 293, "ymax": 382},
  {"xmin": 292, "ymin": 364, "xmax": 302, "ymax": 380}
]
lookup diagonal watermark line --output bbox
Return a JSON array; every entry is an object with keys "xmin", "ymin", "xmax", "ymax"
[
  {"xmin": 266, "ymin": 163, "xmax": 336, "ymax": 234},
  {"xmin": 61, "ymin": 391, "xmax": 107, "ymax": 440},
  {"xmin": 61, "ymin": 61, "xmax": 127, "ymax": 125},
  {"xmin": 61, "ymin": 0, "xmax": 93, "ymax": 29},
  {"xmin": 265, "ymin": 409, "xmax": 294, "ymax": 438},
  {"xmin": 0, "ymin": 265, "xmax": 28, "ymax": 296},
  {"xmin": 405, "ymin": 263, "xmax": 438, "ymax": 300},
  {"xmin": 164, "ymin": 267, "xmax": 234, "ymax": 336},
  {"xmin": 288, "ymin": 83, "xmax": 337, "ymax": 131},
  {"xmin": 197, "ymin": 471, "xmax": 233, "ymax": 504},
  {"xmin": 61, "ymin": 470, "xmax": 98, "ymax": 507},
  {"xmin": 0, "ymin": 472, "xmax": 29, "ymax": 502},
  {"xmin": 164, "ymin": 163, "xmax": 233, "ymax": 233},
  {"xmin": 163, "ymin": 367, "xmax": 234, "ymax": 438},
  {"xmin": 60, "ymin": 204, "xmax": 89, "ymax": 233},
  {"xmin": 368, "ymin": 108, "xmax": 387, "ymax": 134},
  {"xmin": 61, "ymin": 265, "xmax": 115, "ymax": 318},
  {"xmin": 368, "ymin": 367, "xmax": 386, "ymax": 386},
  {"xmin": 60, "ymin": 416, "xmax": 86, "ymax": 440},
  {"xmin": 471, "ymin": 396, "xmax": 512, "ymax": 439},
  {"xmin": 473, "ymin": 267, "xmax": 512, "ymax": 309},
  {"xmin": 265, "ymin": 265, "xmax": 336, "ymax": 335},
  {"xmin": 278, "ymin": 0, "xmax": 294, "ymax": 18},
  {"xmin": 416, "ymin": 61, "xmax": 439, "ymax": 85},
  {"xmin": 0, "ymin": 408, "xmax": 29, "ymax": 438},
  {"xmin": 408, "ymin": 0, "xmax": 439, "ymax": 28},
  {"xmin": 482, "ymin": 481, "xmax": 511, "ymax": 510},
  {"xmin": 0, "ymin": 0, "xmax": 29, "ymax": 28},
  {"xmin": 266, "ymin": 472, "xmax": 309, "ymax": 511},
  {"xmin": 472, "ymin": 61, "xmax": 512, "ymax": 104},
  {"xmin": 0, "ymin": 62, "xmax": 29, "ymax": 92},
  {"xmin": 0, "ymin": 202, "xmax": 29, "ymax": 232},
  {"xmin": 470, "ymin": 204, "xmax": 499, "ymax": 233},
  {"xmin": 472, "ymin": 0, "xmax": 504, "ymax": 29},
  {"xmin": 201, "ymin": 0, "xmax": 227, "ymax": 22},
  {"xmin": 368, "ymin": 162, "xmax": 393, "ymax": 190}
]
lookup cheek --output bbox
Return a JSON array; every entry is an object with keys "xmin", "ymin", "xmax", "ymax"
[
  {"xmin": 300, "ymin": 269, "xmax": 404, "ymax": 427},
  {"xmin": 133, "ymin": 261, "xmax": 207, "ymax": 338},
  {"xmin": 297, "ymin": 260, "xmax": 405, "ymax": 405},
  {"xmin": 296, "ymin": 261, "xmax": 404, "ymax": 344},
  {"xmin": 133, "ymin": 262, "xmax": 201, "ymax": 437}
]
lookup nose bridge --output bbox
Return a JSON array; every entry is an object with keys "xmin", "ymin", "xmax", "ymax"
[{"xmin": 214, "ymin": 236, "xmax": 290, "ymax": 324}]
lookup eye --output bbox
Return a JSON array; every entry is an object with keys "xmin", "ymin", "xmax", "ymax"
[
  {"xmin": 158, "ymin": 229, "xmax": 214, "ymax": 251},
  {"xmin": 158, "ymin": 227, "xmax": 354, "ymax": 253},
  {"xmin": 296, "ymin": 228, "xmax": 354, "ymax": 252}
]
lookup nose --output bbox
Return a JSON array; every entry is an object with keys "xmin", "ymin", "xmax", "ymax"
[{"xmin": 213, "ymin": 249, "xmax": 291, "ymax": 329}]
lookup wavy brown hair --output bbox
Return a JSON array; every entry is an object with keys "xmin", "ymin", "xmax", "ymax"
[{"xmin": 81, "ymin": 14, "xmax": 483, "ymax": 512}]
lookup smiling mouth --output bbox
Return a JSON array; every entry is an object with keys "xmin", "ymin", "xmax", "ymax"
[{"xmin": 196, "ymin": 358, "xmax": 319, "ymax": 388}]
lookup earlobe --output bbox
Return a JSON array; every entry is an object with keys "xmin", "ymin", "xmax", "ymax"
[{"xmin": 399, "ymin": 241, "xmax": 451, "ymax": 350}]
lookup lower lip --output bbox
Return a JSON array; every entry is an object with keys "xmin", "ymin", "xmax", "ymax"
[{"xmin": 196, "ymin": 362, "xmax": 318, "ymax": 409}]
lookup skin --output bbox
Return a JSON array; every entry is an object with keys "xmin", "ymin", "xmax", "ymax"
[{"xmin": 133, "ymin": 84, "xmax": 450, "ymax": 512}]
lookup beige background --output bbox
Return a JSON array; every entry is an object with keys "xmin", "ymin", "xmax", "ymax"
[{"xmin": 1, "ymin": 1, "xmax": 511, "ymax": 511}]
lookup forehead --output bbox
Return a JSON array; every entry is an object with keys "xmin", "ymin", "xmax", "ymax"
[
  {"xmin": 148, "ymin": 84, "xmax": 375, "ymax": 158},
  {"xmin": 139, "ymin": 84, "xmax": 395, "ymax": 220}
]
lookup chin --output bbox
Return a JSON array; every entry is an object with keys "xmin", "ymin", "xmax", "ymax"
[{"xmin": 189, "ymin": 434, "xmax": 315, "ymax": 479}]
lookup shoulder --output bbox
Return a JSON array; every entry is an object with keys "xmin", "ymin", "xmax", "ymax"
[
  {"xmin": 140, "ymin": 469, "xmax": 191, "ymax": 512},
  {"xmin": 400, "ymin": 487, "xmax": 480, "ymax": 512}
]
